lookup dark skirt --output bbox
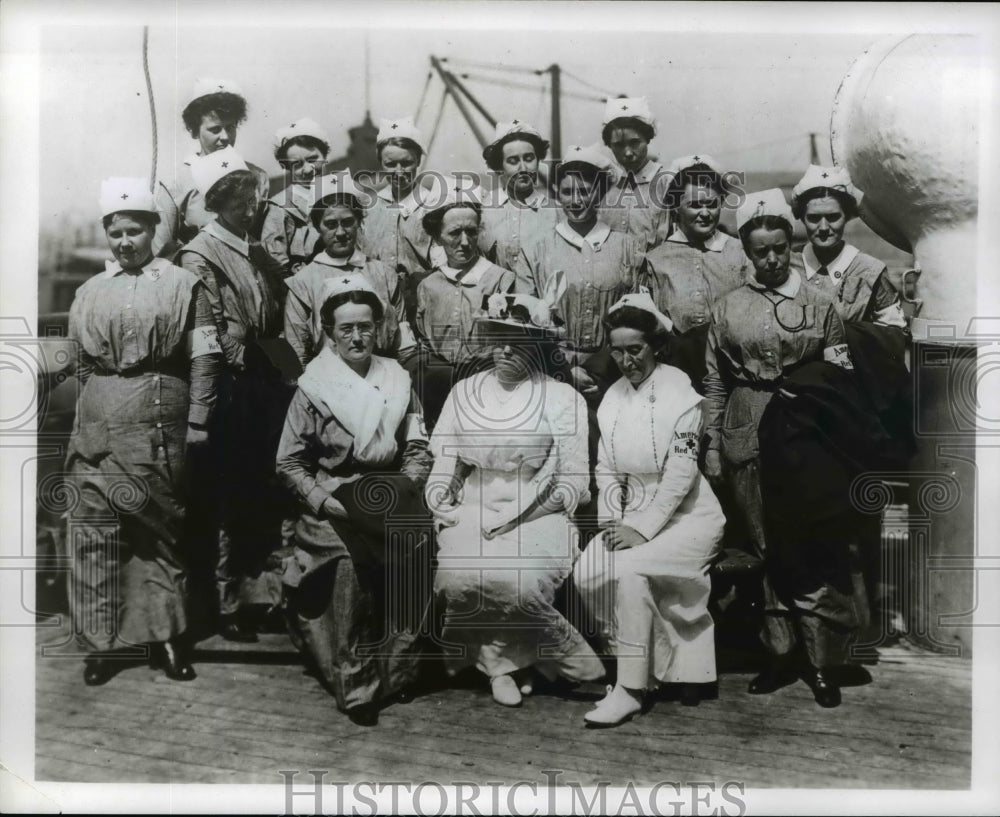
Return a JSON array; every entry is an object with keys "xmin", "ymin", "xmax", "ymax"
[
  {"xmin": 66, "ymin": 371, "xmax": 190, "ymax": 654},
  {"xmin": 282, "ymin": 474, "xmax": 435, "ymax": 710}
]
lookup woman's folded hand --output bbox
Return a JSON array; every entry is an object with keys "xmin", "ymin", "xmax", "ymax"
[
  {"xmin": 432, "ymin": 507, "xmax": 460, "ymax": 532},
  {"xmin": 602, "ymin": 520, "xmax": 647, "ymax": 551},
  {"xmin": 322, "ymin": 496, "xmax": 349, "ymax": 520},
  {"xmin": 703, "ymin": 449, "xmax": 724, "ymax": 484}
]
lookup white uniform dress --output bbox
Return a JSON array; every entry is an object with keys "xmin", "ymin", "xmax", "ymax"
[
  {"xmin": 574, "ymin": 363, "xmax": 725, "ymax": 688},
  {"xmin": 428, "ymin": 370, "xmax": 604, "ymax": 682}
]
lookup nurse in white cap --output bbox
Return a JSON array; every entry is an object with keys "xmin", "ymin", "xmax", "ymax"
[
  {"xmin": 176, "ymin": 147, "xmax": 287, "ymax": 644},
  {"xmin": 597, "ymin": 96, "xmax": 673, "ymax": 251},
  {"xmin": 574, "ymin": 293, "xmax": 724, "ymax": 726},
  {"xmin": 644, "ymin": 153, "xmax": 750, "ymax": 386},
  {"xmin": 153, "ymin": 78, "xmax": 269, "ymax": 259},
  {"xmin": 412, "ymin": 184, "xmax": 520, "ymax": 428},
  {"xmin": 358, "ymin": 117, "xmax": 434, "ymax": 328},
  {"xmin": 789, "ymin": 165, "xmax": 905, "ymax": 328},
  {"xmin": 703, "ymin": 189, "xmax": 853, "ymax": 707},
  {"xmin": 284, "ymin": 173, "xmax": 410, "ymax": 367},
  {"xmin": 522, "ymin": 144, "xmax": 648, "ymax": 401},
  {"xmin": 277, "ymin": 274, "xmax": 434, "ymax": 727},
  {"xmin": 479, "ymin": 119, "xmax": 558, "ymax": 285},
  {"xmin": 66, "ymin": 177, "xmax": 222, "ymax": 686},
  {"xmin": 261, "ymin": 117, "xmax": 332, "ymax": 278}
]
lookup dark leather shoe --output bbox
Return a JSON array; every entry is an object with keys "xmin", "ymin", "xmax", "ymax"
[
  {"xmin": 392, "ymin": 686, "xmax": 416, "ymax": 705},
  {"xmin": 346, "ymin": 703, "xmax": 378, "ymax": 727},
  {"xmin": 806, "ymin": 668, "xmax": 842, "ymax": 708},
  {"xmin": 747, "ymin": 668, "xmax": 798, "ymax": 695},
  {"xmin": 219, "ymin": 613, "xmax": 258, "ymax": 643},
  {"xmin": 680, "ymin": 684, "xmax": 701, "ymax": 707},
  {"xmin": 150, "ymin": 641, "xmax": 197, "ymax": 681},
  {"xmin": 83, "ymin": 658, "xmax": 114, "ymax": 686}
]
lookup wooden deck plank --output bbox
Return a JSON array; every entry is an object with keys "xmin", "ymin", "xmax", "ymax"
[
  {"xmin": 35, "ymin": 621, "xmax": 972, "ymax": 789},
  {"xmin": 37, "ymin": 661, "xmax": 969, "ymax": 784}
]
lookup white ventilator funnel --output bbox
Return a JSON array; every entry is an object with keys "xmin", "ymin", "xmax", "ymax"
[{"xmin": 831, "ymin": 34, "xmax": 980, "ymax": 341}]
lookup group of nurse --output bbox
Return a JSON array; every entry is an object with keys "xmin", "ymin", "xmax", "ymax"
[{"xmin": 65, "ymin": 76, "xmax": 909, "ymax": 729}]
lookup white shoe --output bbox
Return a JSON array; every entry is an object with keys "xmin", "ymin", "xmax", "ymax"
[
  {"xmin": 491, "ymin": 674, "xmax": 523, "ymax": 707},
  {"xmin": 584, "ymin": 684, "xmax": 642, "ymax": 727},
  {"xmin": 517, "ymin": 670, "xmax": 535, "ymax": 696}
]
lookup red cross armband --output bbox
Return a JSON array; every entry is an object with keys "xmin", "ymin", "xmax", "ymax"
[
  {"xmin": 405, "ymin": 412, "xmax": 429, "ymax": 443},
  {"xmin": 671, "ymin": 429, "xmax": 700, "ymax": 460},
  {"xmin": 187, "ymin": 325, "xmax": 222, "ymax": 358},
  {"xmin": 823, "ymin": 343, "xmax": 853, "ymax": 370}
]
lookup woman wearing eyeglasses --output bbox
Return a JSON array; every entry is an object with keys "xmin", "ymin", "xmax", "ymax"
[
  {"xmin": 703, "ymin": 189, "xmax": 855, "ymax": 708},
  {"xmin": 277, "ymin": 276, "xmax": 433, "ymax": 727},
  {"xmin": 261, "ymin": 118, "xmax": 331, "ymax": 278}
]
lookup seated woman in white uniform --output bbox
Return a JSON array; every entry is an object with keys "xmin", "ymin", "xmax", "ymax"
[
  {"xmin": 573, "ymin": 293, "xmax": 724, "ymax": 727},
  {"xmin": 427, "ymin": 294, "xmax": 604, "ymax": 708}
]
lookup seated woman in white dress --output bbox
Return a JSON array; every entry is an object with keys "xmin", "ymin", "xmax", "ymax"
[
  {"xmin": 427, "ymin": 294, "xmax": 605, "ymax": 707},
  {"xmin": 573, "ymin": 293, "xmax": 725, "ymax": 727}
]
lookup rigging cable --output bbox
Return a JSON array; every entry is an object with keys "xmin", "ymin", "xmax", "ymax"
[
  {"xmin": 559, "ymin": 67, "xmax": 623, "ymax": 99},
  {"xmin": 458, "ymin": 72, "xmax": 605, "ymax": 103},
  {"xmin": 413, "ymin": 70, "xmax": 434, "ymax": 126},
  {"xmin": 142, "ymin": 26, "xmax": 158, "ymax": 191},
  {"xmin": 441, "ymin": 57, "xmax": 542, "ymax": 76},
  {"xmin": 425, "ymin": 85, "xmax": 450, "ymax": 156}
]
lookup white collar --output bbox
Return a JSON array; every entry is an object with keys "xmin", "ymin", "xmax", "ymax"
[
  {"xmin": 555, "ymin": 220, "xmax": 612, "ymax": 251},
  {"xmin": 748, "ymin": 267, "xmax": 801, "ymax": 298},
  {"xmin": 271, "ymin": 183, "xmax": 314, "ymax": 212},
  {"xmin": 666, "ymin": 227, "xmax": 727, "ymax": 252},
  {"xmin": 204, "ymin": 219, "xmax": 250, "ymax": 257},
  {"xmin": 617, "ymin": 159, "xmax": 661, "ymax": 186},
  {"xmin": 438, "ymin": 255, "xmax": 491, "ymax": 285},
  {"xmin": 496, "ymin": 187, "xmax": 545, "ymax": 210},
  {"xmin": 802, "ymin": 243, "xmax": 860, "ymax": 281},
  {"xmin": 313, "ymin": 249, "xmax": 367, "ymax": 269},
  {"xmin": 101, "ymin": 256, "xmax": 171, "ymax": 280},
  {"xmin": 377, "ymin": 185, "xmax": 422, "ymax": 218},
  {"xmin": 297, "ymin": 347, "xmax": 410, "ymax": 461}
]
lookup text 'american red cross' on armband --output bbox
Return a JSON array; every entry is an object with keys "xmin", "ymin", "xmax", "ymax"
[
  {"xmin": 187, "ymin": 325, "xmax": 221, "ymax": 358},
  {"xmin": 671, "ymin": 429, "xmax": 699, "ymax": 459},
  {"xmin": 405, "ymin": 413, "xmax": 429, "ymax": 442},
  {"xmin": 823, "ymin": 343, "xmax": 853, "ymax": 369}
]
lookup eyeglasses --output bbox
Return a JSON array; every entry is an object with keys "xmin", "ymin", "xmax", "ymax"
[
  {"xmin": 609, "ymin": 341, "xmax": 650, "ymax": 361},
  {"xmin": 332, "ymin": 322, "xmax": 376, "ymax": 339}
]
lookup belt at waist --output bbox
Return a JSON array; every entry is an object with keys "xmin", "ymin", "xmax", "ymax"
[
  {"xmin": 91, "ymin": 360, "xmax": 187, "ymax": 379},
  {"xmin": 733, "ymin": 380, "xmax": 781, "ymax": 393}
]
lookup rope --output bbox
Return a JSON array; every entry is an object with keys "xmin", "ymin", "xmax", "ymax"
[
  {"xmin": 442, "ymin": 57, "xmax": 541, "ymax": 76},
  {"xmin": 560, "ymin": 67, "xmax": 622, "ymax": 99},
  {"xmin": 142, "ymin": 26, "xmax": 158, "ymax": 191},
  {"xmin": 425, "ymin": 85, "xmax": 450, "ymax": 156},
  {"xmin": 414, "ymin": 70, "xmax": 433, "ymax": 125},
  {"xmin": 459, "ymin": 72, "xmax": 605, "ymax": 103}
]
